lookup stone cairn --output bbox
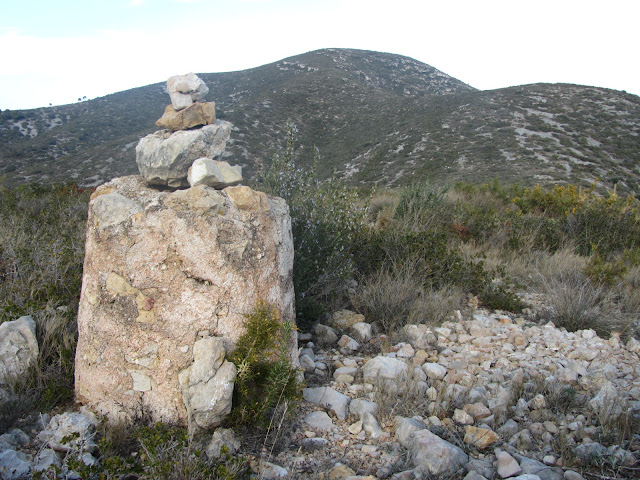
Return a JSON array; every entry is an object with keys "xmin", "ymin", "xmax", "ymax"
[{"xmin": 75, "ymin": 73, "xmax": 296, "ymax": 435}]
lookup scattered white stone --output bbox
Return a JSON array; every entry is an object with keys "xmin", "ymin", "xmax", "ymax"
[
  {"xmin": 303, "ymin": 386, "xmax": 350, "ymax": 420},
  {"xmin": 497, "ymin": 451, "xmax": 521, "ymax": 478},
  {"xmin": 304, "ymin": 411, "xmax": 334, "ymax": 430},
  {"xmin": 0, "ymin": 316, "xmax": 39, "ymax": 385},
  {"xmin": 206, "ymin": 428, "xmax": 240, "ymax": 459},
  {"xmin": 0, "ymin": 449, "xmax": 31, "ymax": 480},
  {"xmin": 363, "ymin": 356, "xmax": 408, "ymax": 385},
  {"xmin": 349, "ymin": 398, "xmax": 377, "ymax": 419},
  {"xmin": 33, "ymin": 448, "xmax": 60, "ymax": 472},
  {"xmin": 37, "ymin": 412, "xmax": 98, "ymax": 453},
  {"xmin": 362, "ymin": 412, "xmax": 385, "ymax": 438},
  {"xmin": 350, "ymin": 322, "xmax": 373, "ymax": 343},
  {"xmin": 315, "ymin": 324, "xmax": 338, "ymax": 344},
  {"xmin": 338, "ymin": 335, "xmax": 360, "ymax": 354},
  {"xmin": 453, "ymin": 408, "xmax": 474, "ymax": 425},
  {"xmin": 410, "ymin": 428, "xmax": 469, "ymax": 476},
  {"xmin": 422, "ymin": 362, "xmax": 447, "ymax": 380}
]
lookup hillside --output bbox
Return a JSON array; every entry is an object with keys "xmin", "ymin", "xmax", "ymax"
[{"xmin": 1, "ymin": 48, "xmax": 639, "ymax": 193}]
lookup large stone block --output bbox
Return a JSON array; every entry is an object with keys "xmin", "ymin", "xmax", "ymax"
[
  {"xmin": 75, "ymin": 176, "xmax": 296, "ymax": 432},
  {"xmin": 135, "ymin": 120, "xmax": 231, "ymax": 188}
]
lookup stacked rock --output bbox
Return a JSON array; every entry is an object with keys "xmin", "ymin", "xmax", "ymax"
[{"xmin": 136, "ymin": 72, "xmax": 243, "ymax": 189}]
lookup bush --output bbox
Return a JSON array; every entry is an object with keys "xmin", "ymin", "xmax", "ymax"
[
  {"xmin": 44, "ymin": 420, "xmax": 249, "ymax": 480},
  {"xmin": 260, "ymin": 124, "xmax": 368, "ymax": 325},
  {"xmin": 228, "ymin": 301, "xmax": 301, "ymax": 428}
]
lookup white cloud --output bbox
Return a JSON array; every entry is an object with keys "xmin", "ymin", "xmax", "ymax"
[{"xmin": 129, "ymin": 0, "xmax": 145, "ymax": 6}]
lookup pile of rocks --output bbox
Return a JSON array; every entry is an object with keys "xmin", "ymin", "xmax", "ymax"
[
  {"xmin": 257, "ymin": 307, "xmax": 639, "ymax": 479},
  {"xmin": 136, "ymin": 72, "xmax": 242, "ymax": 189},
  {"xmin": 73, "ymin": 74, "xmax": 296, "ymax": 435}
]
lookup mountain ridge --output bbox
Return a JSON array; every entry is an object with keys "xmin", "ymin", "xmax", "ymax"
[{"xmin": 1, "ymin": 48, "xmax": 638, "ymax": 193}]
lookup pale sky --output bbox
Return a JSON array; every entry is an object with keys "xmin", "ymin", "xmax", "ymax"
[{"xmin": 1, "ymin": 0, "xmax": 639, "ymax": 110}]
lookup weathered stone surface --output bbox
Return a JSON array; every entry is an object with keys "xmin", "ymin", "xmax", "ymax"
[
  {"xmin": 315, "ymin": 324, "xmax": 339, "ymax": 344},
  {"xmin": 303, "ymin": 387, "xmax": 350, "ymax": 420},
  {"xmin": 75, "ymin": 176, "xmax": 295, "ymax": 428},
  {"xmin": 350, "ymin": 322, "xmax": 373, "ymax": 343},
  {"xmin": 401, "ymin": 324, "xmax": 437, "ymax": 349},
  {"xmin": 497, "ymin": 451, "xmax": 521, "ymax": 478},
  {"xmin": 330, "ymin": 309, "xmax": 365, "ymax": 329},
  {"xmin": 178, "ymin": 337, "xmax": 237, "ymax": 433},
  {"xmin": 394, "ymin": 416, "xmax": 427, "ymax": 448},
  {"xmin": 304, "ymin": 411, "xmax": 334, "ymax": 430},
  {"xmin": 167, "ymin": 72, "xmax": 209, "ymax": 110},
  {"xmin": 136, "ymin": 120, "xmax": 231, "ymax": 188},
  {"xmin": 349, "ymin": 398, "xmax": 377, "ymax": 419},
  {"xmin": 206, "ymin": 428, "xmax": 240, "ymax": 460},
  {"xmin": 90, "ymin": 192, "xmax": 143, "ymax": 230},
  {"xmin": 156, "ymin": 102, "xmax": 216, "ymax": 131},
  {"xmin": 0, "ymin": 449, "xmax": 31, "ymax": 480},
  {"xmin": 363, "ymin": 356, "xmax": 408, "ymax": 385},
  {"xmin": 37, "ymin": 412, "xmax": 97, "ymax": 453},
  {"xmin": 422, "ymin": 362, "xmax": 447, "ymax": 380},
  {"xmin": 0, "ymin": 316, "xmax": 38, "ymax": 386},
  {"xmin": 464, "ymin": 426, "xmax": 500, "ymax": 449},
  {"xmin": 187, "ymin": 158, "xmax": 242, "ymax": 189},
  {"xmin": 410, "ymin": 428, "xmax": 469, "ymax": 475}
]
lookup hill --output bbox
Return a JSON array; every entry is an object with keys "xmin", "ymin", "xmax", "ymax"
[{"xmin": 1, "ymin": 48, "xmax": 639, "ymax": 193}]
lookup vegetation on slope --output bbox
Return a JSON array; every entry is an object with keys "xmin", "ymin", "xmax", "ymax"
[{"xmin": 2, "ymin": 49, "xmax": 639, "ymax": 195}]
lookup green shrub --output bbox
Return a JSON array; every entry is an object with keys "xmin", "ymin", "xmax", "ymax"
[
  {"xmin": 228, "ymin": 301, "xmax": 301, "ymax": 428},
  {"xmin": 260, "ymin": 124, "xmax": 368, "ymax": 325},
  {"xmin": 45, "ymin": 420, "xmax": 249, "ymax": 480}
]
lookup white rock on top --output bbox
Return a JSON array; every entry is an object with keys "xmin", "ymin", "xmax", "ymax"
[
  {"xmin": 167, "ymin": 72, "xmax": 209, "ymax": 111},
  {"xmin": 187, "ymin": 158, "xmax": 242, "ymax": 189}
]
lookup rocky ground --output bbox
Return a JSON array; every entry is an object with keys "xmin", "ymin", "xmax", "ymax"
[
  {"xmin": 1, "ymin": 301, "xmax": 639, "ymax": 479},
  {"xmin": 259, "ymin": 301, "xmax": 640, "ymax": 480}
]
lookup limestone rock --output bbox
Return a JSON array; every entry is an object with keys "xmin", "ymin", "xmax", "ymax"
[
  {"xmin": 303, "ymin": 387, "xmax": 350, "ymax": 420},
  {"xmin": 401, "ymin": 324, "xmax": 437, "ymax": 349},
  {"xmin": 0, "ymin": 316, "xmax": 38, "ymax": 386},
  {"xmin": 37, "ymin": 412, "xmax": 97, "ymax": 453},
  {"xmin": 362, "ymin": 411, "xmax": 385, "ymax": 438},
  {"xmin": 350, "ymin": 322, "xmax": 373, "ymax": 343},
  {"xmin": 349, "ymin": 398, "xmax": 377, "ymax": 419},
  {"xmin": 330, "ymin": 309, "xmax": 365, "ymax": 330},
  {"xmin": 394, "ymin": 416, "xmax": 427, "ymax": 448},
  {"xmin": 187, "ymin": 158, "xmax": 242, "ymax": 189},
  {"xmin": 33, "ymin": 448, "xmax": 61, "ymax": 472},
  {"xmin": 304, "ymin": 411, "xmax": 334, "ymax": 430},
  {"xmin": 409, "ymin": 428, "xmax": 469, "ymax": 476},
  {"xmin": 497, "ymin": 451, "xmax": 521, "ymax": 478},
  {"xmin": 206, "ymin": 428, "xmax": 240, "ymax": 460},
  {"xmin": 464, "ymin": 426, "xmax": 500, "ymax": 449},
  {"xmin": 136, "ymin": 120, "xmax": 231, "ymax": 188},
  {"xmin": 90, "ymin": 192, "xmax": 143, "ymax": 230},
  {"xmin": 363, "ymin": 356, "xmax": 408, "ymax": 385},
  {"xmin": 156, "ymin": 102, "xmax": 216, "ymax": 131},
  {"xmin": 315, "ymin": 324, "xmax": 338, "ymax": 344},
  {"xmin": 167, "ymin": 72, "xmax": 209, "ymax": 110},
  {"xmin": 422, "ymin": 362, "xmax": 447, "ymax": 380},
  {"xmin": 0, "ymin": 449, "xmax": 31, "ymax": 480},
  {"xmin": 75, "ymin": 176, "xmax": 295, "ymax": 427},
  {"xmin": 178, "ymin": 337, "xmax": 237, "ymax": 433},
  {"xmin": 254, "ymin": 460, "xmax": 288, "ymax": 479}
]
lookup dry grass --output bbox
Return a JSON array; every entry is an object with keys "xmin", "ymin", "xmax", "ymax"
[{"xmin": 351, "ymin": 261, "xmax": 465, "ymax": 333}]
